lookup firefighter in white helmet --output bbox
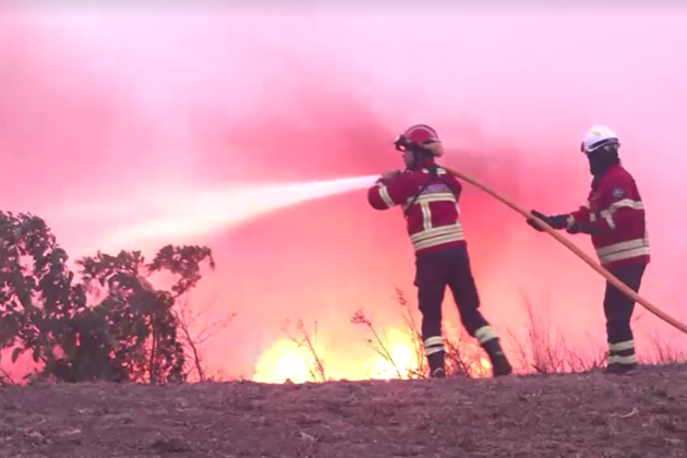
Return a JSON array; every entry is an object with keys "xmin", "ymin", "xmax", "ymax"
[{"xmin": 527, "ymin": 124, "xmax": 650, "ymax": 375}]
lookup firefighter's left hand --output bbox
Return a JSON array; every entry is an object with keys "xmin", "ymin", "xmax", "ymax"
[
  {"xmin": 379, "ymin": 170, "xmax": 401, "ymax": 181},
  {"xmin": 526, "ymin": 210, "xmax": 548, "ymax": 232},
  {"xmin": 527, "ymin": 210, "xmax": 569, "ymax": 231}
]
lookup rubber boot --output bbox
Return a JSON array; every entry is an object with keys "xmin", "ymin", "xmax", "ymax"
[
  {"xmin": 617, "ymin": 362, "xmax": 638, "ymax": 375},
  {"xmin": 603, "ymin": 349, "xmax": 638, "ymax": 375},
  {"xmin": 427, "ymin": 352, "xmax": 446, "ymax": 378},
  {"xmin": 604, "ymin": 362, "xmax": 638, "ymax": 375},
  {"xmin": 603, "ymin": 351, "xmax": 620, "ymax": 375},
  {"xmin": 603, "ymin": 362, "xmax": 620, "ymax": 374},
  {"xmin": 482, "ymin": 339, "xmax": 513, "ymax": 377}
]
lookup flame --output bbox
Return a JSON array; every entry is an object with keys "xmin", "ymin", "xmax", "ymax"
[
  {"xmin": 368, "ymin": 327, "xmax": 419, "ymax": 380},
  {"xmin": 252, "ymin": 339, "xmax": 317, "ymax": 384},
  {"xmin": 252, "ymin": 325, "xmax": 492, "ymax": 383}
]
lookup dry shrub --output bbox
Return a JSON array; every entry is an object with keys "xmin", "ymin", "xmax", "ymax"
[
  {"xmin": 277, "ymin": 287, "xmax": 687, "ymax": 384},
  {"xmin": 506, "ymin": 294, "xmax": 606, "ymax": 374},
  {"xmin": 351, "ymin": 288, "xmax": 492, "ymax": 379},
  {"xmin": 643, "ymin": 331, "xmax": 687, "ymax": 365},
  {"xmin": 282, "ymin": 319, "xmax": 328, "ymax": 382}
]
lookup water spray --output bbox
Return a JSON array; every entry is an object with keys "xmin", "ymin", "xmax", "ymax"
[{"xmin": 91, "ymin": 174, "xmax": 379, "ymax": 251}]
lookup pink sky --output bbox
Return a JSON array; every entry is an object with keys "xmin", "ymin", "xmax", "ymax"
[{"xmin": 1, "ymin": 5, "xmax": 686, "ymax": 379}]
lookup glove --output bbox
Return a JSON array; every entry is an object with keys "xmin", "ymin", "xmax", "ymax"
[
  {"xmin": 526, "ymin": 210, "xmax": 569, "ymax": 232},
  {"xmin": 379, "ymin": 170, "xmax": 401, "ymax": 181},
  {"xmin": 526, "ymin": 210, "xmax": 548, "ymax": 232}
]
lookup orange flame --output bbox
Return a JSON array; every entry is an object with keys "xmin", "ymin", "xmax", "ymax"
[
  {"xmin": 252, "ymin": 339, "xmax": 316, "ymax": 384},
  {"xmin": 252, "ymin": 325, "xmax": 492, "ymax": 383}
]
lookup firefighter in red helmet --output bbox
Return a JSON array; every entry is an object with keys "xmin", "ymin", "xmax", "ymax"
[
  {"xmin": 367, "ymin": 124, "xmax": 513, "ymax": 378},
  {"xmin": 527, "ymin": 124, "xmax": 649, "ymax": 375}
]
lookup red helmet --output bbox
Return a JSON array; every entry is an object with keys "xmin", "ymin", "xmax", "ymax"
[{"xmin": 394, "ymin": 124, "xmax": 442, "ymax": 156}]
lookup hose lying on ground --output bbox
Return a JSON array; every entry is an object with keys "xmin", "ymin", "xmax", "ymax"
[{"xmin": 443, "ymin": 165, "xmax": 687, "ymax": 335}]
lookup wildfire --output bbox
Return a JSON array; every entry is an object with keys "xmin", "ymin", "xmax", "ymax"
[
  {"xmin": 252, "ymin": 325, "xmax": 492, "ymax": 383},
  {"xmin": 369, "ymin": 327, "xmax": 417, "ymax": 380},
  {"xmin": 252, "ymin": 339, "xmax": 316, "ymax": 384}
]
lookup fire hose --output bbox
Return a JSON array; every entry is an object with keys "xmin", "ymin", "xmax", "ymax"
[{"xmin": 443, "ymin": 166, "xmax": 687, "ymax": 335}]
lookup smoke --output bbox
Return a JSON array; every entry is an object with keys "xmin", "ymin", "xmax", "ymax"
[{"xmin": 1, "ymin": 5, "xmax": 686, "ymax": 378}]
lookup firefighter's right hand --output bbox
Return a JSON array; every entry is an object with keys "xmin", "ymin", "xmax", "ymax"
[{"xmin": 379, "ymin": 170, "xmax": 401, "ymax": 181}]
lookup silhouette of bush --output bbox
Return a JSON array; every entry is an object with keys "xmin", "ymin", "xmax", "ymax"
[{"xmin": 0, "ymin": 211, "xmax": 214, "ymax": 384}]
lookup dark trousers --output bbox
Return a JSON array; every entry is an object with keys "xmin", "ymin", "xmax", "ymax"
[
  {"xmin": 414, "ymin": 244, "xmax": 489, "ymax": 344},
  {"xmin": 604, "ymin": 263, "xmax": 647, "ymax": 364}
]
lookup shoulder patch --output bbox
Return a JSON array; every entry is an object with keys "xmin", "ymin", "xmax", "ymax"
[{"xmin": 612, "ymin": 187, "xmax": 625, "ymax": 198}]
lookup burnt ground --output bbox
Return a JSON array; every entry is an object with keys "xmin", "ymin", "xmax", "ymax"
[{"xmin": 1, "ymin": 365, "xmax": 687, "ymax": 458}]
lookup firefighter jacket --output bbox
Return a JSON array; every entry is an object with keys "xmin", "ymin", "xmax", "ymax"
[
  {"xmin": 367, "ymin": 167, "xmax": 465, "ymax": 255},
  {"xmin": 566, "ymin": 164, "xmax": 650, "ymax": 270}
]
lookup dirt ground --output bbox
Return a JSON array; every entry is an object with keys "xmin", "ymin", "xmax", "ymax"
[{"xmin": 1, "ymin": 364, "xmax": 687, "ymax": 458}]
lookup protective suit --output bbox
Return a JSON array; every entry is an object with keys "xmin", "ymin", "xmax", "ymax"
[
  {"xmin": 368, "ymin": 124, "xmax": 513, "ymax": 378},
  {"xmin": 527, "ymin": 125, "xmax": 649, "ymax": 375}
]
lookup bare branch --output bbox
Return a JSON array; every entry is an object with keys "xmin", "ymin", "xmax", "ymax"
[
  {"xmin": 172, "ymin": 293, "xmax": 235, "ymax": 382},
  {"xmin": 351, "ymin": 309, "xmax": 403, "ymax": 379},
  {"xmin": 0, "ymin": 367, "xmax": 16, "ymax": 386},
  {"xmin": 282, "ymin": 319, "xmax": 327, "ymax": 382}
]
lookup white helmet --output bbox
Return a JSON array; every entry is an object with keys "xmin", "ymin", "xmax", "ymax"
[{"xmin": 580, "ymin": 124, "xmax": 620, "ymax": 154}]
